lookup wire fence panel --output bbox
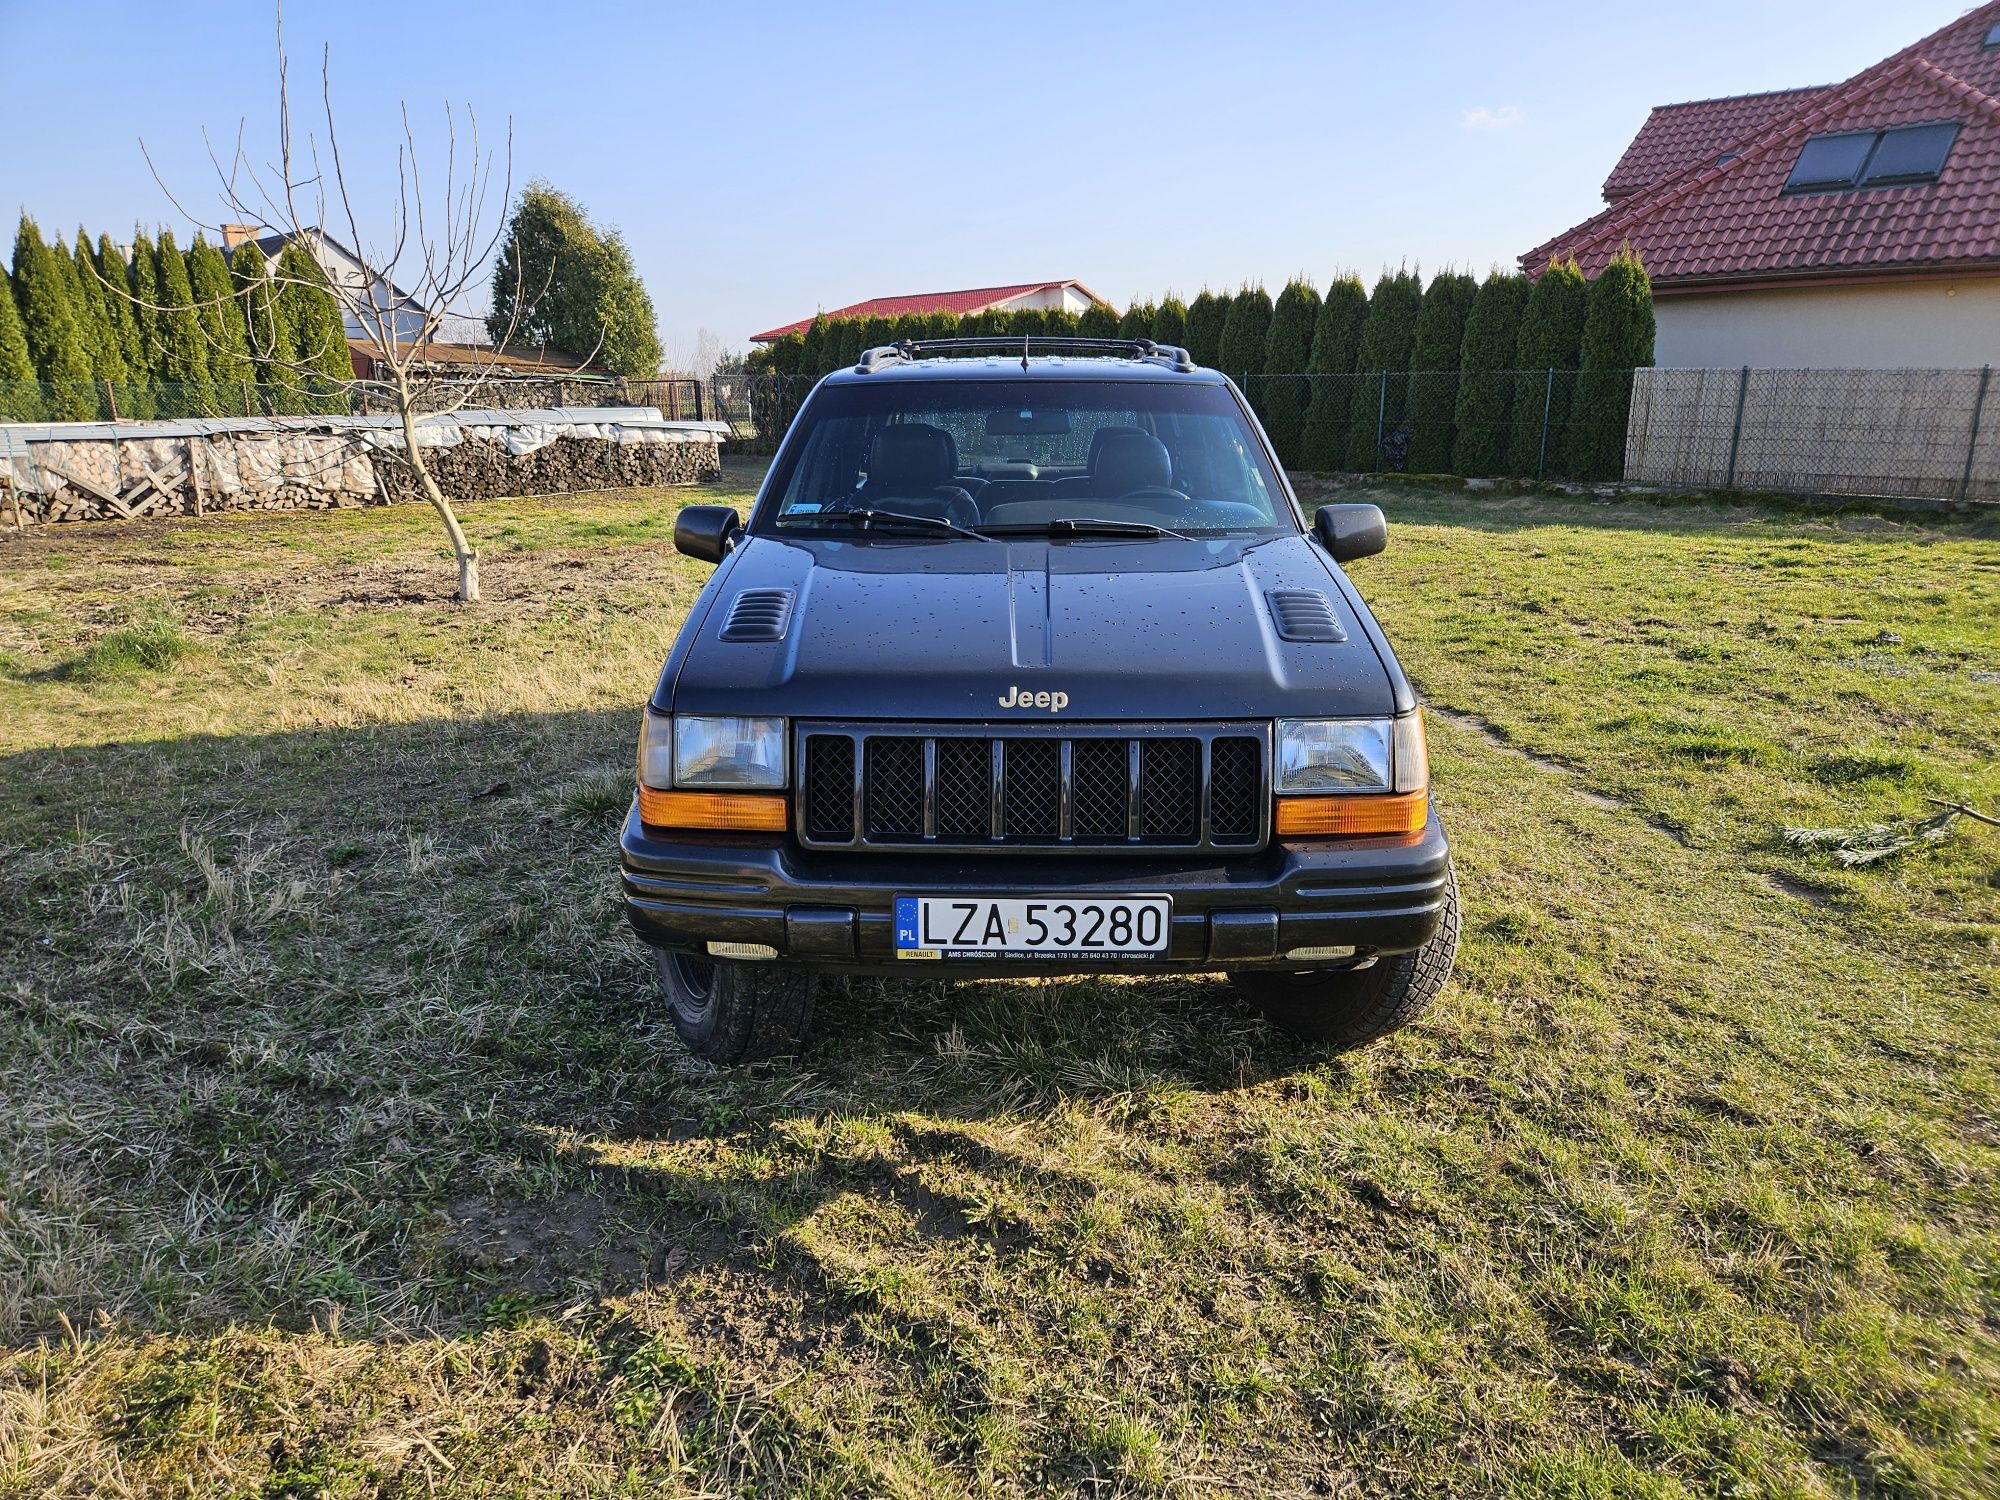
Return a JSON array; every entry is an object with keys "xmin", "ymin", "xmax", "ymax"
[
  {"xmin": 1239, "ymin": 369, "xmax": 1606, "ymax": 481},
  {"xmin": 1627, "ymin": 366, "xmax": 1999, "ymax": 501},
  {"xmin": 1241, "ymin": 365, "xmax": 1998, "ymax": 502}
]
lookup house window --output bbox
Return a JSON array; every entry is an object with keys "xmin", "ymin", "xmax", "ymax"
[
  {"xmin": 1986, "ymin": 23, "xmax": 2000, "ymax": 49},
  {"xmin": 1783, "ymin": 122, "xmax": 1959, "ymax": 192}
]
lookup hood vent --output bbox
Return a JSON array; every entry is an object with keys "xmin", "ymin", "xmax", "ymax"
[
  {"xmin": 1266, "ymin": 589, "xmax": 1346, "ymax": 643},
  {"xmin": 719, "ymin": 588, "xmax": 796, "ymax": 643}
]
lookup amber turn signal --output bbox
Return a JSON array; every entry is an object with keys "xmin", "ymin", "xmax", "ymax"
[
  {"xmin": 638, "ymin": 787, "xmax": 789, "ymax": 832},
  {"xmin": 1274, "ymin": 791, "xmax": 1428, "ymax": 837}
]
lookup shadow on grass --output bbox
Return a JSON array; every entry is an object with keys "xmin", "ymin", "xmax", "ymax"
[{"xmin": 0, "ymin": 703, "xmax": 1337, "ymax": 1358}]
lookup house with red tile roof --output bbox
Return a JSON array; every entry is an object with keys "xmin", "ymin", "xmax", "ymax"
[
  {"xmin": 749, "ymin": 279, "xmax": 1110, "ymax": 344},
  {"xmin": 1524, "ymin": 3, "xmax": 2000, "ymax": 369}
]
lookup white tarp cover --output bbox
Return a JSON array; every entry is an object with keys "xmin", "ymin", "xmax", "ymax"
[{"xmin": 0, "ymin": 409, "xmax": 729, "ymax": 496}]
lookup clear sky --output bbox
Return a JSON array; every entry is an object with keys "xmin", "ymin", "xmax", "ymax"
[{"xmin": 0, "ymin": 0, "xmax": 1974, "ymax": 366}]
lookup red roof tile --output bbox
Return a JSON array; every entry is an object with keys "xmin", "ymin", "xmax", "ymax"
[
  {"xmin": 749, "ymin": 280, "xmax": 1108, "ymax": 343},
  {"xmin": 1525, "ymin": 2, "xmax": 2000, "ymax": 286},
  {"xmin": 1602, "ymin": 87, "xmax": 1832, "ymax": 200}
]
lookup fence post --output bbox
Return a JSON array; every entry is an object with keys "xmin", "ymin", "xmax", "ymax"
[
  {"xmin": 1724, "ymin": 365, "xmax": 1750, "ymax": 490},
  {"xmin": 694, "ymin": 379, "xmax": 705, "ymax": 423},
  {"xmin": 103, "ymin": 378, "xmax": 119, "ymax": 422},
  {"xmin": 1376, "ymin": 370, "xmax": 1388, "ymax": 453},
  {"xmin": 1536, "ymin": 367, "xmax": 1555, "ymax": 480},
  {"xmin": 1960, "ymin": 364, "xmax": 1992, "ymax": 504}
]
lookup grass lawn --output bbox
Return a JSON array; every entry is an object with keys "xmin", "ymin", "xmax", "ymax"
[{"xmin": 0, "ymin": 462, "xmax": 1995, "ymax": 1497}]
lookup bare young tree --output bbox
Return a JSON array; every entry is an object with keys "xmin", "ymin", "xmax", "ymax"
[{"xmin": 129, "ymin": 3, "xmax": 569, "ymax": 603}]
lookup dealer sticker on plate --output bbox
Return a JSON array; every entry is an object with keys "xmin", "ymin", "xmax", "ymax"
[{"xmin": 894, "ymin": 895, "xmax": 1171, "ymax": 959}]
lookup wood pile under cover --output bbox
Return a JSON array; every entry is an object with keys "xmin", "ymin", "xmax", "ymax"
[{"xmin": 0, "ymin": 408, "xmax": 726, "ymax": 526}]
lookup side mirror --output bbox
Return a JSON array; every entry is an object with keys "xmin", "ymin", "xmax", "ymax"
[
  {"xmin": 674, "ymin": 505, "xmax": 742, "ymax": 564},
  {"xmin": 1312, "ymin": 503, "xmax": 1388, "ymax": 562}
]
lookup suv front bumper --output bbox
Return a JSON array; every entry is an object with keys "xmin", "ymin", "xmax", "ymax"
[{"xmin": 620, "ymin": 801, "xmax": 1451, "ymax": 978}]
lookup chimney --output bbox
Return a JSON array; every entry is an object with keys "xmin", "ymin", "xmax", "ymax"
[{"xmin": 221, "ymin": 224, "xmax": 261, "ymax": 251}]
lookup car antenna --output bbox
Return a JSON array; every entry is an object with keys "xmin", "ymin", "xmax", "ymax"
[{"xmin": 1021, "ymin": 333, "xmax": 1030, "ymax": 373}]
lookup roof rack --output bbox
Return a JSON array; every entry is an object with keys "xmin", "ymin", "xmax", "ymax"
[{"xmin": 853, "ymin": 335, "xmax": 1198, "ymax": 375}]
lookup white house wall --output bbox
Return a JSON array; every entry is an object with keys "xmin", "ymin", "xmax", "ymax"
[{"xmin": 1655, "ymin": 278, "xmax": 2000, "ymax": 370}]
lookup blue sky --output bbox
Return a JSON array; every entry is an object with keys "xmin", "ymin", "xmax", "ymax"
[{"xmin": 0, "ymin": 0, "xmax": 1972, "ymax": 365}]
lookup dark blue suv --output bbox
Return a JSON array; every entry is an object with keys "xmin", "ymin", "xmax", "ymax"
[{"xmin": 622, "ymin": 338, "xmax": 1457, "ymax": 1062}]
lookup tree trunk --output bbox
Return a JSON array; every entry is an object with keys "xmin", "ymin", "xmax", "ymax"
[{"xmin": 396, "ymin": 399, "xmax": 479, "ymax": 603}]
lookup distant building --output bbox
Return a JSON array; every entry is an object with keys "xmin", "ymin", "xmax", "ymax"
[
  {"xmin": 749, "ymin": 279, "xmax": 1110, "ymax": 344},
  {"xmin": 222, "ymin": 224, "xmax": 431, "ymax": 344},
  {"xmin": 1522, "ymin": 4, "xmax": 2000, "ymax": 368},
  {"xmin": 343, "ymin": 339, "xmax": 611, "ymax": 384}
]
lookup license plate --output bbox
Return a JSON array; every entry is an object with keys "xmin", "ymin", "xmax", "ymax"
[{"xmin": 894, "ymin": 895, "xmax": 1171, "ymax": 959}]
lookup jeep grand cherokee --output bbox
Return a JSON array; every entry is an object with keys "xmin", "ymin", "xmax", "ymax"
[{"xmin": 622, "ymin": 337, "xmax": 1457, "ymax": 1063}]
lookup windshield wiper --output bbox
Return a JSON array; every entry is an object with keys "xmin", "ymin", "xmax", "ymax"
[
  {"xmin": 982, "ymin": 516, "xmax": 1194, "ymax": 541},
  {"xmin": 809, "ymin": 507, "xmax": 992, "ymax": 543}
]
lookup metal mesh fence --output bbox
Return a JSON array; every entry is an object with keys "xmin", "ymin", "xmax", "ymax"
[
  {"xmin": 1239, "ymin": 365, "xmax": 1998, "ymax": 501},
  {"xmin": 1625, "ymin": 366, "xmax": 1998, "ymax": 502},
  {"xmin": 1240, "ymin": 369, "xmax": 1623, "ymax": 483}
]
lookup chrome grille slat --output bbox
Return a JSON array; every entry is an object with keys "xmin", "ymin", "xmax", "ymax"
[{"xmin": 796, "ymin": 722, "xmax": 1270, "ymax": 853}]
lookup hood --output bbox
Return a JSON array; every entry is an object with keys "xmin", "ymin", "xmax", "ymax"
[{"xmin": 666, "ymin": 533, "xmax": 1395, "ymax": 721}]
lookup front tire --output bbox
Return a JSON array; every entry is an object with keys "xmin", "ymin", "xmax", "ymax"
[
  {"xmin": 654, "ymin": 951, "xmax": 816, "ymax": 1064},
  {"xmin": 1230, "ymin": 867, "xmax": 1460, "ymax": 1049}
]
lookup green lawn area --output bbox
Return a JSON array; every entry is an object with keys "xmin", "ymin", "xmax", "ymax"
[{"xmin": 1, "ymin": 465, "xmax": 1995, "ymax": 1496}]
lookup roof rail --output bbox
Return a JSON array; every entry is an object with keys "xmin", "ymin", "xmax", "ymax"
[{"xmin": 854, "ymin": 335, "xmax": 1197, "ymax": 374}]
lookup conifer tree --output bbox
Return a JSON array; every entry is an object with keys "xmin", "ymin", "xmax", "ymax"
[
  {"xmin": 827, "ymin": 317, "xmax": 863, "ymax": 370},
  {"xmin": 231, "ymin": 240, "xmax": 296, "ymax": 413},
  {"xmin": 1343, "ymin": 270, "xmax": 1423, "ymax": 470},
  {"xmin": 1116, "ymin": 302, "xmax": 1154, "ymax": 340},
  {"xmin": 1505, "ymin": 258, "xmax": 1588, "ymax": 476},
  {"xmin": 0, "ymin": 273, "xmax": 39, "ymax": 420},
  {"xmin": 1260, "ymin": 278, "xmax": 1320, "ymax": 463},
  {"xmin": 1403, "ymin": 270, "xmax": 1477, "ymax": 473},
  {"xmin": 1043, "ymin": 306, "xmax": 1079, "ymax": 336},
  {"xmin": 1182, "ymin": 291, "xmax": 1227, "ymax": 369},
  {"xmin": 1151, "ymin": 296, "xmax": 1186, "ymax": 348},
  {"xmin": 1299, "ymin": 275, "xmax": 1367, "ymax": 471},
  {"xmin": 799, "ymin": 315, "xmax": 829, "ymax": 379},
  {"xmin": 858, "ymin": 315, "xmax": 894, "ymax": 354},
  {"xmin": 1216, "ymin": 286, "xmax": 1272, "ymax": 382},
  {"xmin": 1076, "ymin": 303, "xmax": 1119, "ymax": 339},
  {"xmin": 151, "ymin": 229, "xmax": 213, "ymax": 414},
  {"xmin": 1564, "ymin": 247, "xmax": 1655, "ymax": 479},
  {"xmin": 127, "ymin": 229, "xmax": 164, "ymax": 381},
  {"xmin": 64, "ymin": 231, "xmax": 126, "ymax": 417},
  {"xmin": 275, "ymin": 243, "xmax": 353, "ymax": 406},
  {"xmin": 94, "ymin": 235, "xmax": 147, "ymax": 383},
  {"xmin": 11, "ymin": 214, "xmax": 94, "ymax": 418},
  {"xmin": 187, "ymin": 234, "xmax": 255, "ymax": 412},
  {"xmin": 1451, "ymin": 270, "xmax": 1529, "ymax": 476}
]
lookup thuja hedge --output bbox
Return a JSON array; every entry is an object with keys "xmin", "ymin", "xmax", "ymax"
[
  {"xmin": 1, "ymin": 214, "xmax": 352, "ymax": 421},
  {"xmin": 750, "ymin": 254, "xmax": 1653, "ymax": 482}
]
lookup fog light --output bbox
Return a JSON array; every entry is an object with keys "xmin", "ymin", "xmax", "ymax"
[
  {"xmin": 706, "ymin": 941, "xmax": 778, "ymax": 960},
  {"xmin": 1286, "ymin": 944, "xmax": 1357, "ymax": 960}
]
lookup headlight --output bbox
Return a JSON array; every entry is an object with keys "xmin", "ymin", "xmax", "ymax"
[
  {"xmin": 637, "ymin": 708, "xmax": 674, "ymax": 790},
  {"xmin": 673, "ymin": 714, "xmax": 787, "ymax": 788},
  {"xmin": 1277, "ymin": 712, "xmax": 1428, "ymax": 794}
]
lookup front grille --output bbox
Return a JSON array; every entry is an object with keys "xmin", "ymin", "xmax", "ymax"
[{"xmin": 795, "ymin": 722, "xmax": 1268, "ymax": 851}]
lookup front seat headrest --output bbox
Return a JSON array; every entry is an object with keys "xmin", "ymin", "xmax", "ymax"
[
  {"xmin": 868, "ymin": 424, "xmax": 957, "ymax": 491},
  {"xmin": 1092, "ymin": 430, "xmax": 1173, "ymax": 493},
  {"xmin": 1086, "ymin": 424, "xmax": 1148, "ymax": 473}
]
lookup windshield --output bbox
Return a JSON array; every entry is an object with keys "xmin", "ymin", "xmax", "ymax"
[{"xmin": 758, "ymin": 376, "xmax": 1292, "ymax": 537}]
